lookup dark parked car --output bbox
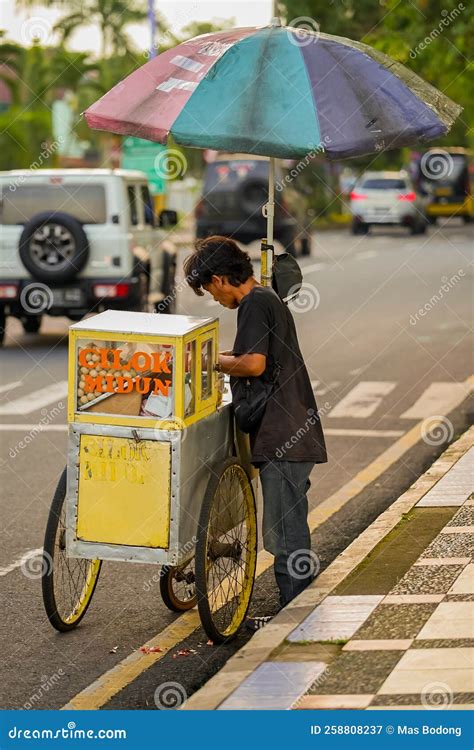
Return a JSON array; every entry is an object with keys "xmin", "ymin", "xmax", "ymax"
[{"xmin": 195, "ymin": 155, "xmax": 312, "ymax": 256}]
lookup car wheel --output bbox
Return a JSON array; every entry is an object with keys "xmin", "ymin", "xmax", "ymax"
[
  {"xmin": 300, "ymin": 236, "xmax": 312, "ymax": 256},
  {"xmin": 19, "ymin": 211, "xmax": 89, "ymax": 284},
  {"xmin": 427, "ymin": 215, "xmax": 437, "ymax": 225},
  {"xmin": 21, "ymin": 315, "xmax": 42, "ymax": 334},
  {"xmin": 351, "ymin": 220, "xmax": 369, "ymax": 235},
  {"xmin": 278, "ymin": 229, "xmax": 298, "ymax": 257},
  {"xmin": 238, "ymin": 178, "xmax": 268, "ymax": 216},
  {"xmin": 130, "ymin": 272, "xmax": 149, "ymax": 312},
  {"xmin": 157, "ymin": 251, "xmax": 177, "ymax": 314}
]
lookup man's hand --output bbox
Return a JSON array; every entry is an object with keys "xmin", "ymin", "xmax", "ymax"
[{"xmin": 218, "ymin": 352, "xmax": 266, "ymax": 377}]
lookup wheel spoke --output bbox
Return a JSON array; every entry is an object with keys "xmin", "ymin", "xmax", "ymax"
[{"xmin": 199, "ymin": 464, "xmax": 257, "ymax": 639}]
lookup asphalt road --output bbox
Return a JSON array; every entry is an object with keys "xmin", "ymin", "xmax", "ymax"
[{"xmin": 0, "ymin": 220, "xmax": 472, "ymax": 710}]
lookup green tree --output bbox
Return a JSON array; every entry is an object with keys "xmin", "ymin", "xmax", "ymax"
[
  {"xmin": 0, "ymin": 35, "xmax": 101, "ymax": 168},
  {"xmin": 17, "ymin": 0, "xmax": 159, "ymax": 59}
]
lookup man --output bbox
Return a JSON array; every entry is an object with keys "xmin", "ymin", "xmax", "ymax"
[{"xmin": 184, "ymin": 236, "xmax": 327, "ymax": 621}]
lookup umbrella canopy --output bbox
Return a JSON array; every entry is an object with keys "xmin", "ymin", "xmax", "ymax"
[{"xmin": 85, "ymin": 22, "xmax": 461, "ymax": 161}]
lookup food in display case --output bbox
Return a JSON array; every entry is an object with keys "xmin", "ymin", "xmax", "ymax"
[{"xmin": 75, "ymin": 340, "xmax": 174, "ymax": 417}]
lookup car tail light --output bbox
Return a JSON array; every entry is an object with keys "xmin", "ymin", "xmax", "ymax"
[
  {"xmin": 350, "ymin": 191, "xmax": 368, "ymax": 200},
  {"xmin": 194, "ymin": 199, "xmax": 206, "ymax": 219},
  {"xmin": 93, "ymin": 283, "xmax": 129, "ymax": 299},
  {"xmin": 398, "ymin": 191, "xmax": 416, "ymax": 201},
  {"xmin": 0, "ymin": 284, "xmax": 18, "ymax": 299}
]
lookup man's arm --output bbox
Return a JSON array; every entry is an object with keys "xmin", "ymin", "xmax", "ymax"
[{"xmin": 218, "ymin": 352, "xmax": 266, "ymax": 377}]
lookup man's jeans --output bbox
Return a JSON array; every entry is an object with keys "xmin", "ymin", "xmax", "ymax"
[{"xmin": 259, "ymin": 460, "xmax": 315, "ymax": 607}]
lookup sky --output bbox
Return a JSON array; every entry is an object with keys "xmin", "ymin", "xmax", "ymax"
[{"xmin": 2, "ymin": 1, "xmax": 275, "ymax": 53}]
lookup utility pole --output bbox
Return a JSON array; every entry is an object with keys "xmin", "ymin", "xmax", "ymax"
[{"xmin": 148, "ymin": 0, "xmax": 157, "ymax": 58}]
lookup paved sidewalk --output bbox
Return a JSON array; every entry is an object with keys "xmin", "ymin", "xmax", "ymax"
[{"xmin": 183, "ymin": 427, "xmax": 473, "ymax": 710}]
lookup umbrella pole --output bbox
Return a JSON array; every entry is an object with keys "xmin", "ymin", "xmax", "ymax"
[{"xmin": 261, "ymin": 156, "xmax": 275, "ymax": 287}]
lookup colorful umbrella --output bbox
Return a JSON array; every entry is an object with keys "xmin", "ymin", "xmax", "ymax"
[{"xmin": 84, "ymin": 18, "xmax": 461, "ymax": 279}]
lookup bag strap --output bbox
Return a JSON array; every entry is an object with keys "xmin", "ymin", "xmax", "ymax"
[{"xmin": 266, "ymin": 288, "xmax": 288, "ymax": 385}]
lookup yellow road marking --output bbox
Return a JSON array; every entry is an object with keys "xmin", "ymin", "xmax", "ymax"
[
  {"xmin": 62, "ymin": 375, "xmax": 473, "ymax": 710},
  {"xmin": 62, "ymin": 612, "xmax": 200, "ymax": 710}
]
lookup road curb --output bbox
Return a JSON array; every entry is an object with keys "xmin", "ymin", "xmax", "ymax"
[{"xmin": 182, "ymin": 426, "xmax": 474, "ymax": 709}]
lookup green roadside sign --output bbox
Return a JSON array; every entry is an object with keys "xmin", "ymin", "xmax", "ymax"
[{"xmin": 121, "ymin": 136, "xmax": 167, "ymax": 195}]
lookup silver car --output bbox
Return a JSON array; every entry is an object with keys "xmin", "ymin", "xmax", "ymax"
[{"xmin": 350, "ymin": 170, "xmax": 427, "ymax": 235}]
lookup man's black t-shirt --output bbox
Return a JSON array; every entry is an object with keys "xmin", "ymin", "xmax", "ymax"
[{"xmin": 231, "ymin": 285, "xmax": 327, "ymax": 464}]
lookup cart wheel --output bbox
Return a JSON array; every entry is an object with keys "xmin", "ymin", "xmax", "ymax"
[
  {"xmin": 42, "ymin": 467, "xmax": 102, "ymax": 632},
  {"xmin": 195, "ymin": 458, "xmax": 257, "ymax": 643},
  {"xmin": 160, "ymin": 561, "xmax": 197, "ymax": 612}
]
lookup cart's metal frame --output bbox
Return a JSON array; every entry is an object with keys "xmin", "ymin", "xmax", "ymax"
[{"xmin": 65, "ymin": 400, "xmax": 237, "ymax": 566}]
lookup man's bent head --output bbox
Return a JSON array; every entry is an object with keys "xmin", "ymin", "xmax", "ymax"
[{"xmin": 184, "ymin": 236, "xmax": 254, "ymax": 309}]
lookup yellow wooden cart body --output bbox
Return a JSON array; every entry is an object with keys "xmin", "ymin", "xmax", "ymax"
[{"xmin": 65, "ymin": 310, "xmax": 236, "ymax": 566}]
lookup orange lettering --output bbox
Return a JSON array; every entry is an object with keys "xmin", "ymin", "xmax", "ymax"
[
  {"xmin": 78, "ymin": 348, "xmax": 98, "ymax": 367},
  {"xmin": 99, "ymin": 348, "xmax": 122, "ymax": 370},
  {"xmin": 135, "ymin": 376, "xmax": 151, "ymax": 394},
  {"xmin": 130, "ymin": 351, "xmax": 152, "ymax": 372},
  {"xmin": 84, "ymin": 375, "xmax": 104, "ymax": 393},
  {"xmin": 104, "ymin": 375, "xmax": 115, "ymax": 392},
  {"xmin": 153, "ymin": 378, "xmax": 171, "ymax": 396},
  {"xmin": 116, "ymin": 376, "xmax": 134, "ymax": 393},
  {"xmin": 150, "ymin": 352, "xmax": 172, "ymax": 374}
]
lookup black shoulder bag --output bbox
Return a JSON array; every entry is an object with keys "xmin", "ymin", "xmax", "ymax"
[
  {"xmin": 231, "ymin": 304, "xmax": 285, "ymax": 434},
  {"xmin": 231, "ymin": 361, "xmax": 282, "ymax": 434}
]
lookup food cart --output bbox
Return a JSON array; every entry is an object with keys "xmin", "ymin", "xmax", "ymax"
[{"xmin": 42, "ymin": 310, "xmax": 257, "ymax": 643}]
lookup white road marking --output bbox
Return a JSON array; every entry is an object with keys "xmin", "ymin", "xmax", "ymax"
[
  {"xmin": 303, "ymin": 261, "xmax": 327, "ymax": 274},
  {"xmin": 0, "ymin": 381, "xmax": 68, "ymax": 415},
  {"xmin": 310, "ymin": 380, "xmax": 320, "ymax": 389},
  {"xmin": 325, "ymin": 428, "xmax": 404, "ymax": 437},
  {"xmin": 314, "ymin": 381, "xmax": 340, "ymax": 395},
  {"xmin": 401, "ymin": 382, "xmax": 473, "ymax": 419},
  {"xmin": 328, "ymin": 381, "xmax": 396, "ymax": 418},
  {"xmin": 0, "ymin": 380, "xmax": 23, "ymax": 395},
  {"xmin": 0, "ymin": 548, "xmax": 43, "ymax": 577},
  {"xmin": 355, "ymin": 250, "xmax": 378, "ymax": 260},
  {"xmin": 0, "ymin": 423, "xmax": 67, "ymax": 431}
]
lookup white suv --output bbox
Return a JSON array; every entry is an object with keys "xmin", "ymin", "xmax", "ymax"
[
  {"xmin": 350, "ymin": 170, "xmax": 427, "ymax": 235},
  {"xmin": 0, "ymin": 169, "xmax": 178, "ymax": 345}
]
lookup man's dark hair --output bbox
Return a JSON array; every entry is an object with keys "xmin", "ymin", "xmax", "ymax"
[{"xmin": 184, "ymin": 236, "xmax": 253, "ymax": 296}]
